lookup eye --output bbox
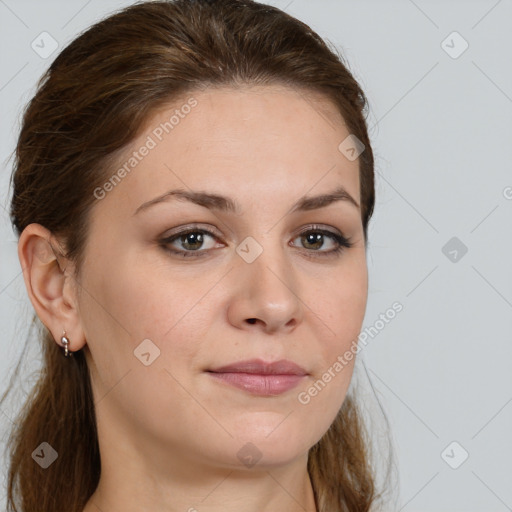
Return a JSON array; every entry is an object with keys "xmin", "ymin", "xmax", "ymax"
[
  {"xmin": 160, "ymin": 227, "xmax": 221, "ymax": 258},
  {"xmin": 291, "ymin": 225, "xmax": 353, "ymax": 257}
]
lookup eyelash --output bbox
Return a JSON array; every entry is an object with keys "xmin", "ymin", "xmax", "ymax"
[{"xmin": 159, "ymin": 224, "xmax": 353, "ymax": 259}]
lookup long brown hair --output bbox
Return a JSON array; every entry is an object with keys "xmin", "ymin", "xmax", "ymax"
[{"xmin": 4, "ymin": 1, "xmax": 381, "ymax": 510}]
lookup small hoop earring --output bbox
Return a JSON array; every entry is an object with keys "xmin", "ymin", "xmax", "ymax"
[{"xmin": 61, "ymin": 331, "xmax": 71, "ymax": 357}]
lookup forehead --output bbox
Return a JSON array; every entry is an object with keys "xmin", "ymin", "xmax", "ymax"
[{"xmin": 96, "ymin": 85, "xmax": 361, "ymax": 216}]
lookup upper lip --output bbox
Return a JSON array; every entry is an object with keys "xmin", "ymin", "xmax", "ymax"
[{"xmin": 207, "ymin": 358, "xmax": 308, "ymax": 376}]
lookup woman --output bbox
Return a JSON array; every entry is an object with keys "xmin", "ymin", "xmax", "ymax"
[{"xmin": 4, "ymin": 0, "xmax": 384, "ymax": 510}]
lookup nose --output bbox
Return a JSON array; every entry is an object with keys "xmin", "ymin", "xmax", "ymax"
[{"xmin": 226, "ymin": 239, "xmax": 304, "ymax": 334}]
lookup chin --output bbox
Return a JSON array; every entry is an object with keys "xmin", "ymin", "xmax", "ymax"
[{"xmin": 225, "ymin": 426, "xmax": 315, "ymax": 467}]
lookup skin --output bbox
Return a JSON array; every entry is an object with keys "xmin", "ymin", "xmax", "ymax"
[{"xmin": 19, "ymin": 85, "xmax": 368, "ymax": 512}]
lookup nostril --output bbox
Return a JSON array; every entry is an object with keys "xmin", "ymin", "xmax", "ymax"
[{"xmin": 247, "ymin": 318, "xmax": 257, "ymax": 324}]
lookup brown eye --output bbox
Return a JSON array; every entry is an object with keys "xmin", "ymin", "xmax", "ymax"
[
  {"xmin": 160, "ymin": 228, "xmax": 221, "ymax": 258},
  {"xmin": 291, "ymin": 226, "xmax": 353, "ymax": 257}
]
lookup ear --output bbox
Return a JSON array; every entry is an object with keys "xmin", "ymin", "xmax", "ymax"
[{"xmin": 17, "ymin": 223, "xmax": 87, "ymax": 354}]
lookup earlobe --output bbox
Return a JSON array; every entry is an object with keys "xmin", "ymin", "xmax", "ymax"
[{"xmin": 17, "ymin": 223, "xmax": 87, "ymax": 354}]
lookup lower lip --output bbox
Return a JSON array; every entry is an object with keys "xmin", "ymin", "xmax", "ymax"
[{"xmin": 207, "ymin": 372, "xmax": 306, "ymax": 395}]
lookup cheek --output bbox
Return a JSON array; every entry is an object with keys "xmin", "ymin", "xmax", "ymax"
[
  {"xmin": 81, "ymin": 252, "xmax": 217, "ymax": 377},
  {"xmin": 305, "ymin": 254, "xmax": 367, "ymax": 402},
  {"xmin": 78, "ymin": 254, "xmax": 211, "ymax": 432},
  {"xmin": 313, "ymin": 252, "xmax": 368, "ymax": 344}
]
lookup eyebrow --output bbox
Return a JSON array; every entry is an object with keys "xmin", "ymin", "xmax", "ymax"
[{"xmin": 133, "ymin": 185, "xmax": 359, "ymax": 216}]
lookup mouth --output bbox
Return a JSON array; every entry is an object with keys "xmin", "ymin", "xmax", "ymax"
[
  {"xmin": 207, "ymin": 358, "xmax": 308, "ymax": 376},
  {"xmin": 205, "ymin": 358, "xmax": 308, "ymax": 396}
]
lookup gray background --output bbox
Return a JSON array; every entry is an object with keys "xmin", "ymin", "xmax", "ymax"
[{"xmin": 1, "ymin": 0, "xmax": 511, "ymax": 510}]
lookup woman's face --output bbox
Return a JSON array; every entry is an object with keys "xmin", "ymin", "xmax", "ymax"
[{"xmin": 77, "ymin": 85, "xmax": 368, "ymax": 471}]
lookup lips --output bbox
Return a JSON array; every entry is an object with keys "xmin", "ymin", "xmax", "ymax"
[
  {"xmin": 206, "ymin": 359, "xmax": 309, "ymax": 396},
  {"xmin": 207, "ymin": 358, "xmax": 308, "ymax": 376}
]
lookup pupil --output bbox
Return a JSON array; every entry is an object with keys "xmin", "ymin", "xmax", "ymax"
[
  {"xmin": 305, "ymin": 233, "xmax": 322, "ymax": 249},
  {"xmin": 183, "ymin": 232, "xmax": 203, "ymax": 249}
]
